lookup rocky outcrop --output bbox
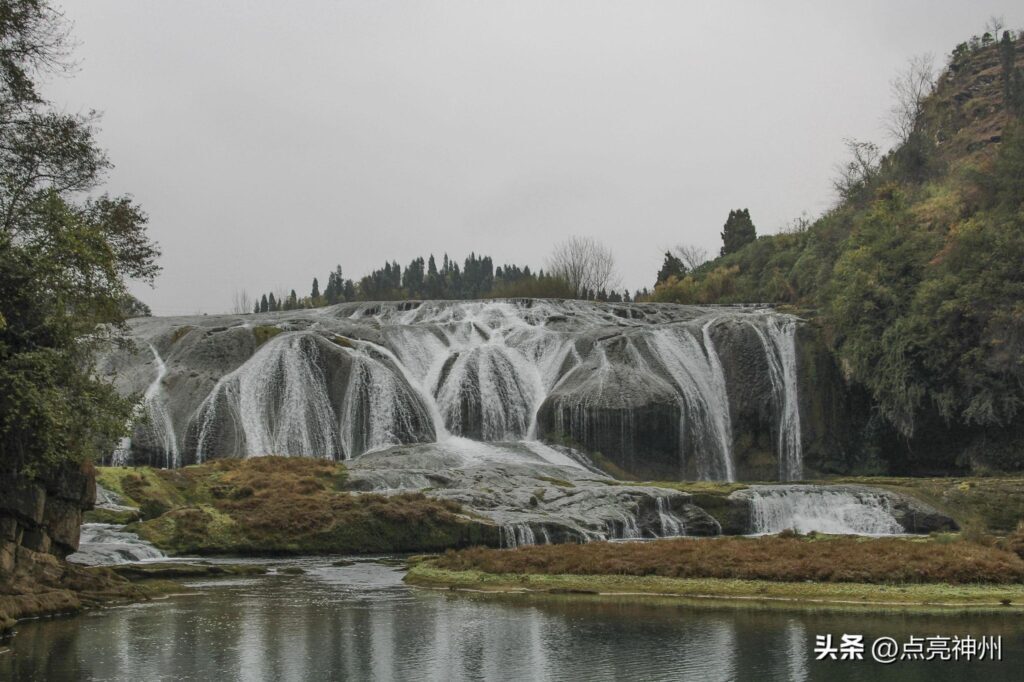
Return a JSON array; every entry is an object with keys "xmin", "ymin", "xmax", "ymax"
[
  {"xmin": 102, "ymin": 300, "xmax": 827, "ymax": 482},
  {"xmin": 0, "ymin": 461, "xmax": 151, "ymax": 632},
  {"xmin": 1, "ymin": 462, "xmax": 95, "ymax": 569}
]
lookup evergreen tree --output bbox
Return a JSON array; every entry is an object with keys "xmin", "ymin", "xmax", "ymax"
[
  {"xmin": 268, "ymin": 293, "xmax": 277, "ymax": 311},
  {"xmin": 254, "ymin": 301, "xmax": 261, "ymax": 314},
  {"xmin": 260, "ymin": 294, "xmax": 269, "ymax": 313},
  {"xmin": 311, "ymin": 277, "xmax": 320, "ymax": 300},
  {"xmin": 656, "ymin": 251, "xmax": 686, "ymax": 285},
  {"xmin": 287, "ymin": 290, "xmax": 298, "ymax": 310},
  {"xmin": 720, "ymin": 209, "xmax": 757, "ymax": 256}
]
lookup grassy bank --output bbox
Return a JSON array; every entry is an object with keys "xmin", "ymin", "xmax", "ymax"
[
  {"xmin": 96, "ymin": 458, "xmax": 498, "ymax": 555},
  {"xmin": 405, "ymin": 564, "xmax": 1024, "ymax": 611},
  {"xmin": 430, "ymin": 534, "xmax": 1024, "ymax": 584},
  {"xmin": 408, "ymin": 532, "xmax": 1024, "ymax": 611}
]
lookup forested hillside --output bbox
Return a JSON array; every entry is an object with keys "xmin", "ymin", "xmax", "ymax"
[{"xmin": 653, "ymin": 33, "xmax": 1024, "ymax": 473}]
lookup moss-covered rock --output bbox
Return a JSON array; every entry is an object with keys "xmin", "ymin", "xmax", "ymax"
[{"xmin": 103, "ymin": 458, "xmax": 500, "ymax": 555}]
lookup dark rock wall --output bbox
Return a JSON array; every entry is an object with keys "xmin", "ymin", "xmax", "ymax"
[{"xmin": 0, "ymin": 462, "xmax": 94, "ymax": 576}]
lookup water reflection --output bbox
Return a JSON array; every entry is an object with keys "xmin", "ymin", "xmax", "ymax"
[{"xmin": 1, "ymin": 558, "xmax": 1021, "ymax": 681}]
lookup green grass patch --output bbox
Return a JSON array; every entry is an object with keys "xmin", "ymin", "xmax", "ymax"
[
  {"xmin": 636, "ymin": 481, "xmax": 750, "ymax": 495},
  {"xmin": 252, "ymin": 325, "xmax": 283, "ymax": 346},
  {"xmin": 406, "ymin": 564, "xmax": 1024, "ymax": 612},
  {"xmin": 535, "ymin": 476, "xmax": 575, "ymax": 488}
]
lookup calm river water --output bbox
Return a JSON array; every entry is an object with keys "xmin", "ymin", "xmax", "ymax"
[{"xmin": 1, "ymin": 557, "xmax": 1021, "ymax": 681}]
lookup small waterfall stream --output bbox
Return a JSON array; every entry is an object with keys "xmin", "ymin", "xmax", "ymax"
[
  {"xmin": 142, "ymin": 344, "xmax": 180, "ymax": 468},
  {"xmin": 745, "ymin": 486, "xmax": 904, "ymax": 535}
]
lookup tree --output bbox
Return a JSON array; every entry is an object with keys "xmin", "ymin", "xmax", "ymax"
[
  {"xmin": 656, "ymin": 251, "xmax": 686, "ymax": 285},
  {"xmin": 0, "ymin": 1, "xmax": 160, "ymax": 472},
  {"xmin": 547, "ymin": 236, "xmax": 619, "ymax": 298},
  {"xmin": 833, "ymin": 138, "xmax": 881, "ymax": 202},
  {"xmin": 259, "ymin": 294, "xmax": 269, "ymax": 313},
  {"xmin": 986, "ymin": 16, "xmax": 1005, "ymax": 42},
  {"xmin": 310, "ymin": 277, "xmax": 320, "ymax": 300},
  {"xmin": 674, "ymin": 244, "xmax": 710, "ymax": 271},
  {"xmin": 719, "ymin": 209, "xmax": 757, "ymax": 256},
  {"xmin": 886, "ymin": 54, "xmax": 935, "ymax": 145},
  {"xmin": 231, "ymin": 289, "xmax": 252, "ymax": 314}
]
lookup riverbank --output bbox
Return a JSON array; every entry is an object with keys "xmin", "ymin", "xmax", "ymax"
[
  {"xmin": 406, "ymin": 533, "xmax": 1024, "ymax": 612},
  {"xmin": 406, "ymin": 564, "xmax": 1024, "ymax": 611},
  {"xmin": 1, "ymin": 559, "xmax": 271, "ymax": 634},
  {"xmin": 0, "ymin": 557, "xmax": 166, "ymax": 633}
]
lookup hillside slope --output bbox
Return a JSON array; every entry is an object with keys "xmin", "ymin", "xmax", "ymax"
[{"xmin": 653, "ymin": 34, "xmax": 1024, "ymax": 474}]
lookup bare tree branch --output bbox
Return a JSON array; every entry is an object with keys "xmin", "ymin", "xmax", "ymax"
[
  {"xmin": 673, "ymin": 244, "xmax": 709, "ymax": 271},
  {"xmin": 231, "ymin": 289, "xmax": 252, "ymax": 314},
  {"xmin": 547, "ymin": 235, "xmax": 619, "ymax": 298},
  {"xmin": 886, "ymin": 53, "xmax": 936, "ymax": 144}
]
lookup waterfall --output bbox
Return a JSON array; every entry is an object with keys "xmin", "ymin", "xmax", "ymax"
[
  {"xmin": 434, "ymin": 344, "xmax": 541, "ymax": 440},
  {"xmin": 501, "ymin": 523, "xmax": 538, "ymax": 548},
  {"xmin": 111, "ymin": 436, "xmax": 132, "ymax": 466},
  {"xmin": 67, "ymin": 524, "xmax": 166, "ymax": 565},
  {"xmin": 125, "ymin": 301, "xmax": 805, "ymax": 482},
  {"xmin": 194, "ymin": 333, "xmax": 339, "ymax": 461},
  {"xmin": 647, "ymin": 323, "xmax": 735, "ymax": 481},
  {"xmin": 143, "ymin": 344, "xmax": 180, "ymax": 468},
  {"xmin": 745, "ymin": 486, "xmax": 904, "ymax": 535},
  {"xmin": 339, "ymin": 342, "xmax": 436, "ymax": 458},
  {"xmin": 656, "ymin": 497, "xmax": 686, "ymax": 537},
  {"xmin": 749, "ymin": 315, "xmax": 803, "ymax": 481}
]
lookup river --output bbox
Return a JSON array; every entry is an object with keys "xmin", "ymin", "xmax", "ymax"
[{"xmin": 1, "ymin": 557, "xmax": 1021, "ymax": 680}]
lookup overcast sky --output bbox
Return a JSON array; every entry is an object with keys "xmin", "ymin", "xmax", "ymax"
[{"xmin": 47, "ymin": 1, "xmax": 1021, "ymax": 315}]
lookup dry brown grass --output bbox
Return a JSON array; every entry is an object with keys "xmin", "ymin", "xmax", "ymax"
[
  {"xmin": 124, "ymin": 457, "xmax": 489, "ymax": 554},
  {"xmin": 434, "ymin": 535, "xmax": 1024, "ymax": 585}
]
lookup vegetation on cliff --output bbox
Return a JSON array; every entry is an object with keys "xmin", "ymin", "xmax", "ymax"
[
  {"xmin": 97, "ymin": 457, "xmax": 497, "ymax": 555},
  {"xmin": 651, "ymin": 33, "xmax": 1024, "ymax": 473}
]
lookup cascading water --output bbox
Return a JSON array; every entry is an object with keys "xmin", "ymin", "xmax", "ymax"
[
  {"xmin": 67, "ymin": 524, "xmax": 167, "ymax": 565},
  {"xmin": 194, "ymin": 333, "xmax": 339, "ymax": 461},
  {"xmin": 744, "ymin": 486, "xmax": 904, "ymax": 535},
  {"xmin": 656, "ymin": 497, "xmax": 686, "ymax": 537},
  {"xmin": 647, "ymin": 323, "xmax": 735, "ymax": 481},
  {"xmin": 501, "ymin": 523, "xmax": 538, "ymax": 549},
  {"xmin": 119, "ymin": 300, "xmax": 805, "ymax": 483},
  {"xmin": 748, "ymin": 314, "xmax": 803, "ymax": 481},
  {"xmin": 142, "ymin": 344, "xmax": 180, "ymax": 468}
]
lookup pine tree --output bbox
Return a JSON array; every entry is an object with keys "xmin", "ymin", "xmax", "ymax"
[
  {"xmin": 656, "ymin": 251, "xmax": 686, "ymax": 285},
  {"xmin": 268, "ymin": 293, "xmax": 277, "ymax": 311},
  {"xmin": 260, "ymin": 294, "xmax": 269, "ymax": 313},
  {"xmin": 720, "ymin": 209, "xmax": 757, "ymax": 256},
  {"xmin": 311, "ymin": 278, "xmax": 320, "ymax": 301}
]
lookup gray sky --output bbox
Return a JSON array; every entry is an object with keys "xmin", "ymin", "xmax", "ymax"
[{"xmin": 48, "ymin": 1, "xmax": 1021, "ymax": 315}]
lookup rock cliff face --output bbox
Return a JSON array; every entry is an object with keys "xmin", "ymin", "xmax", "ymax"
[
  {"xmin": 0, "ymin": 461, "xmax": 113, "ymax": 632},
  {"xmin": 0, "ymin": 462, "xmax": 95, "ymax": 572},
  {"xmin": 100, "ymin": 299, "xmax": 832, "ymax": 482}
]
